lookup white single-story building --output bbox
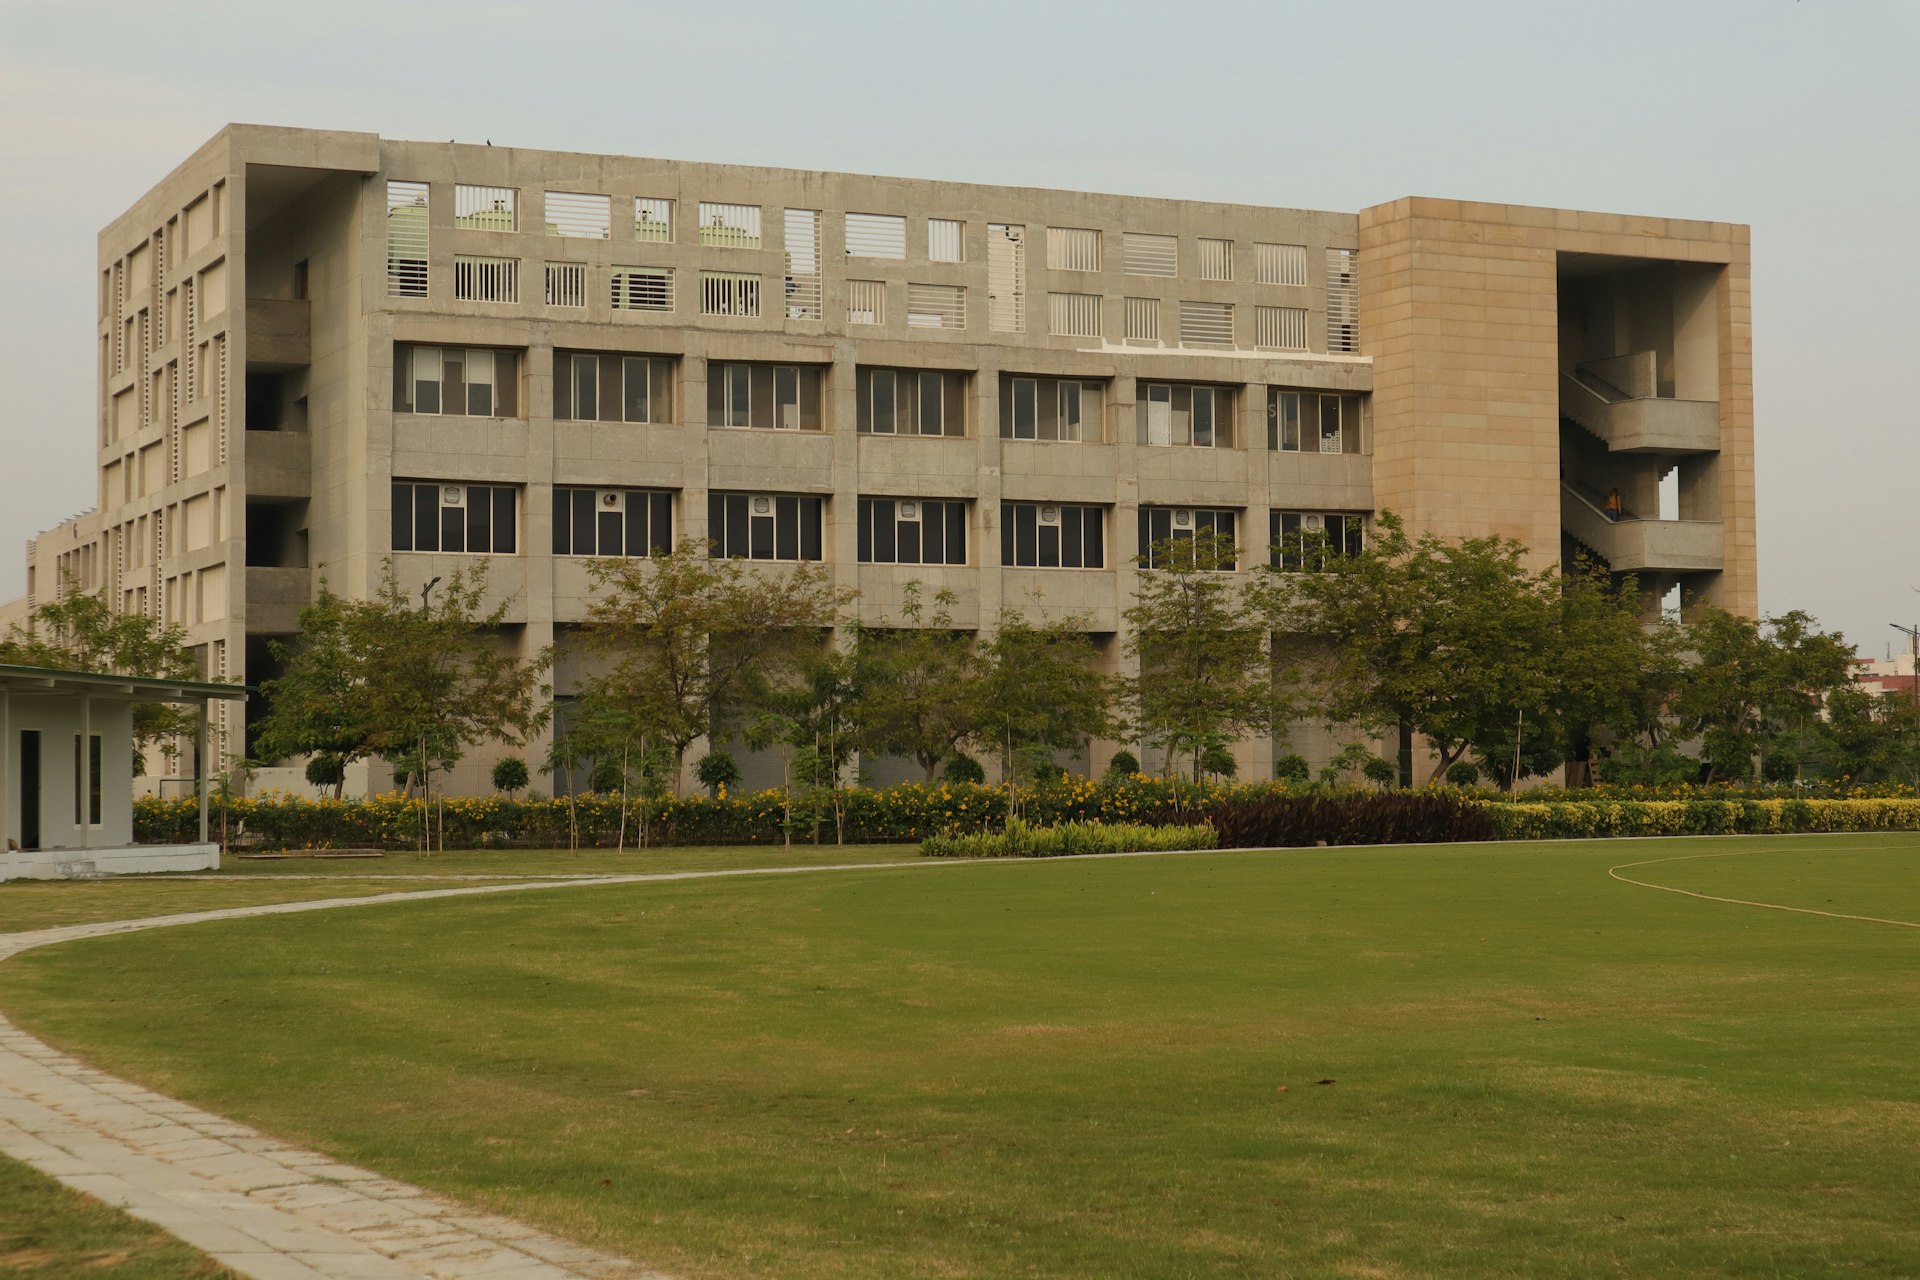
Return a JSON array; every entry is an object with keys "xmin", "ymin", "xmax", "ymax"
[{"xmin": 1, "ymin": 663, "xmax": 247, "ymax": 881}]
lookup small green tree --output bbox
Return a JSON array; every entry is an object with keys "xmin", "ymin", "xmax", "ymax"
[
  {"xmin": 581, "ymin": 538, "xmax": 854, "ymax": 794},
  {"xmin": 969, "ymin": 612, "xmax": 1112, "ymax": 797},
  {"xmin": 304, "ymin": 754, "xmax": 346, "ymax": 793},
  {"xmin": 1104, "ymin": 749, "xmax": 1141, "ymax": 781},
  {"xmin": 491, "ymin": 757, "xmax": 530, "ymax": 797},
  {"xmin": 748, "ymin": 645, "xmax": 863, "ymax": 845},
  {"xmin": 1126, "ymin": 527, "xmax": 1287, "ymax": 781},
  {"xmin": 854, "ymin": 583, "xmax": 982, "ymax": 781},
  {"xmin": 253, "ymin": 587, "xmax": 376, "ymax": 798}
]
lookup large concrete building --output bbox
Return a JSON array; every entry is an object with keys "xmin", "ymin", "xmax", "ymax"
[{"xmin": 1, "ymin": 125, "xmax": 1756, "ymax": 793}]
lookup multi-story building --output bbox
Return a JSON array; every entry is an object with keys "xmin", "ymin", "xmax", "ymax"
[{"xmin": 2, "ymin": 125, "xmax": 1757, "ymax": 792}]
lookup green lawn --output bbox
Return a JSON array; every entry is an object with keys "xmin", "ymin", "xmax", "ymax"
[
  {"xmin": 5, "ymin": 834, "xmax": 1919, "ymax": 1279},
  {"xmin": 0, "ymin": 1153, "xmax": 232, "ymax": 1279},
  {"xmin": 0, "ymin": 844, "xmax": 921, "ymax": 933}
]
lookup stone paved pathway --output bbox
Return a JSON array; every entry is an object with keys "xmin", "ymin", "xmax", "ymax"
[{"xmin": 0, "ymin": 864, "xmax": 931, "ymax": 1280}]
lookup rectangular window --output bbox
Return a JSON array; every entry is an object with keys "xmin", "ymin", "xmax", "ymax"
[
  {"xmin": 1272, "ymin": 511, "xmax": 1364, "ymax": 571},
  {"xmin": 453, "ymin": 256, "xmax": 518, "ymax": 303},
  {"xmin": 988, "ymin": 223, "xmax": 1026, "ymax": 333},
  {"xmin": 999, "ymin": 374, "xmax": 1103, "ymax": 442},
  {"xmin": 391, "ymin": 481, "xmax": 518, "ymax": 554},
  {"xmin": 545, "ymin": 261, "xmax": 586, "ymax": 308},
  {"xmin": 552, "ymin": 487, "xmax": 673, "ymax": 557},
  {"xmin": 707, "ymin": 492, "xmax": 824, "ymax": 561},
  {"xmin": 1122, "ymin": 232, "xmax": 1177, "ymax": 277},
  {"xmin": 906, "ymin": 283, "xmax": 965, "ymax": 329},
  {"xmin": 546, "ymin": 191, "xmax": 611, "ymax": 239},
  {"xmin": 700, "ymin": 271, "xmax": 761, "ymax": 317},
  {"xmin": 1326, "ymin": 247, "xmax": 1359, "ymax": 353},
  {"xmin": 1047, "ymin": 292, "xmax": 1101, "ymax": 338},
  {"xmin": 698, "ymin": 202, "xmax": 762, "ymax": 248},
  {"xmin": 707, "ymin": 362, "xmax": 824, "ymax": 430},
  {"xmin": 1256, "ymin": 305, "xmax": 1308, "ymax": 351},
  {"xmin": 1138, "ymin": 507, "xmax": 1238, "ymax": 570},
  {"xmin": 1256, "ymin": 242, "xmax": 1308, "ymax": 286},
  {"xmin": 385, "ymin": 180, "xmax": 429, "ymax": 297},
  {"xmin": 1137, "ymin": 382, "xmax": 1235, "ymax": 448},
  {"xmin": 999, "ymin": 502, "xmax": 1105, "ymax": 569},
  {"xmin": 847, "ymin": 279, "xmax": 886, "ymax": 325},
  {"xmin": 611, "ymin": 266, "xmax": 673, "ymax": 311},
  {"xmin": 857, "ymin": 368, "xmax": 967, "ymax": 437},
  {"xmin": 393, "ymin": 345, "xmax": 520, "ymax": 418},
  {"xmin": 455, "ymin": 185, "xmax": 516, "ymax": 231},
  {"xmin": 858, "ymin": 497, "xmax": 968, "ymax": 565},
  {"xmin": 634, "ymin": 197, "xmax": 672, "ymax": 242},
  {"xmin": 1179, "ymin": 300, "xmax": 1234, "ymax": 347},
  {"xmin": 1198, "ymin": 238, "xmax": 1233, "ymax": 281},
  {"xmin": 845, "ymin": 212, "xmax": 907, "ymax": 258},
  {"xmin": 928, "ymin": 218, "xmax": 964, "ymax": 262},
  {"xmin": 1267, "ymin": 390, "xmax": 1366, "ymax": 454},
  {"xmin": 553, "ymin": 351, "xmax": 674, "ymax": 424},
  {"xmin": 1046, "ymin": 226, "xmax": 1101, "ymax": 272},
  {"xmin": 784, "ymin": 208, "xmax": 823, "ymax": 319},
  {"xmin": 1124, "ymin": 297, "xmax": 1160, "ymax": 345}
]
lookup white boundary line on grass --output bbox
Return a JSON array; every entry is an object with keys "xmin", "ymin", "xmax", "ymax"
[{"xmin": 1606, "ymin": 848, "xmax": 1920, "ymax": 930}]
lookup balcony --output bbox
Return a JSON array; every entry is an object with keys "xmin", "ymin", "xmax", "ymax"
[
  {"xmin": 245, "ymin": 298, "xmax": 310, "ymax": 367},
  {"xmin": 245, "ymin": 566, "xmax": 309, "ymax": 633},
  {"xmin": 1561, "ymin": 484, "xmax": 1722, "ymax": 574},
  {"xmin": 243, "ymin": 431, "xmax": 310, "ymax": 499}
]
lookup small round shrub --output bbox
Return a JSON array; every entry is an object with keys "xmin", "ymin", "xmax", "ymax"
[
  {"xmin": 1362, "ymin": 755, "xmax": 1398, "ymax": 787},
  {"xmin": 695, "ymin": 750, "xmax": 741, "ymax": 797},
  {"xmin": 1200, "ymin": 745, "xmax": 1238, "ymax": 779},
  {"xmin": 491, "ymin": 757, "xmax": 530, "ymax": 796},
  {"xmin": 1104, "ymin": 749, "xmax": 1141, "ymax": 780},
  {"xmin": 1446, "ymin": 761, "xmax": 1482, "ymax": 786},
  {"xmin": 305, "ymin": 754, "xmax": 345, "ymax": 790},
  {"xmin": 1274, "ymin": 754, "xmax": 1310, "ymax": 783},
  {"xmin": 944, "ymin": 754, "xmax": 986, "ymax": 784}
]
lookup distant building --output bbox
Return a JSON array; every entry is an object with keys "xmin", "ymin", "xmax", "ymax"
[{"xmin": 2, "ymin": 126, "xmax": 1760, "ymax": 792}]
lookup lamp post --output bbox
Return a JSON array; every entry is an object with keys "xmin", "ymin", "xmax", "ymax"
[{"xmin": 1893, "ymin": 623, "xmax": 1920, "ymax": 713}]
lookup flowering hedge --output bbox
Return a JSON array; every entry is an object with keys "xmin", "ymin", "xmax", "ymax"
[
  {"xmin": 133, "ymin": 781, "xmax": 1920, "ymax": 851},
  {"xmin": 134, "ymin": 776, "xmax": 1233, "ymax": 850},
  {"xmin": 922, "ymin": 818, "xmax": 1216, "ymax": 859}
]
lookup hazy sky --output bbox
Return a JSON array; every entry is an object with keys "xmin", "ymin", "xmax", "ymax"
[{"xmin": 1, "ymin": 1, "xmax": 1914, "ymax": 654}]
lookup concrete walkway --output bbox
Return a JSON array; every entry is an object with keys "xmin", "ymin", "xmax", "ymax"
[{"xmin": 0, "ymin": 865, "xmax": 936, "ymax": 1280}]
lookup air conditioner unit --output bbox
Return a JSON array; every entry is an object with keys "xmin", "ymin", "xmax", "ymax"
[
  {"xmin": 1304, "ymin": 514, "xmax": 1324, "ymax": 531},
  {"xmin": 899, "ymin": 501, "xmax": 919, "ymax": 521},
  {"xmin": 1039, "ymin": 505, "xmax": 1059, "ymax": 525},
  {"xmin": 1174, "ymin": 509, "xmax": 1192, "ymax": 527},
  {"xmin": 753, "ymin": 496, "xmax": 772, "ymax": 515},
  {"xmin": 600, "ymin": 490, "xmax": 622, "ymax": 509},
  {"xmin": 441, "ymin": 485, "xmax": 465, "ymax": 507}
]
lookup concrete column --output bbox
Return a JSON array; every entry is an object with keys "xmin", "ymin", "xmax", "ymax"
[
  {"xmin": 0, "ymin": 688, "xmax": 9, "ymax": 849},
  {"xmin": 196, "ymin": 701, "xmax": 210, "ymax": 844},
  {"xmin": 78, "ymin": 693, "xmax": 90, "ymax": 851}
]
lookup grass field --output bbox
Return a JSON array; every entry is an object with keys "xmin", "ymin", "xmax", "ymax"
[
  {"xmin": 4, "ymin": 834, "xmax": 1919, "ymax": 1278},
  {"xmin": 0, "ymin": 844, "xmax": 921, "ymax": 933},
  {"xmin": 0, "ymin": 1153, "xmax": 231, "ymax": 1278}
]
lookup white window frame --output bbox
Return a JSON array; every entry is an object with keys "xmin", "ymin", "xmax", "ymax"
[{"xmin": 845, "ymin": 212, "xmax": 908, "ymax": 259}]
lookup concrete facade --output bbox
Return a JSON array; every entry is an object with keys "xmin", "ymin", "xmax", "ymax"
[{"xmin": 3, "ymin": 126, "xmax": 1759, "ymax": 793}]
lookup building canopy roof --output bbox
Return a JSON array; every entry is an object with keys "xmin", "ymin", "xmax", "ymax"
[{"xmin": 0, "ymin": 663, "xmax": 248, "ymax": 704}]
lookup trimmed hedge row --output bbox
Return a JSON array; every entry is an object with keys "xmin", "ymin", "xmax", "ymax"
[
  {"xmin": 135, "ymin": 784, "xmax": 1920, "ymax": 852},
  {"xmin": 1488, "ymin": 798, "xmax": 1920, "ymax": 840},
  {"xmin": 922, "ymin": 819, "xmax": 1216, "ymax": 859},
  {"xmin": 134, "ymin": 777, "xmax": 1229, "ymax": 850}
]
